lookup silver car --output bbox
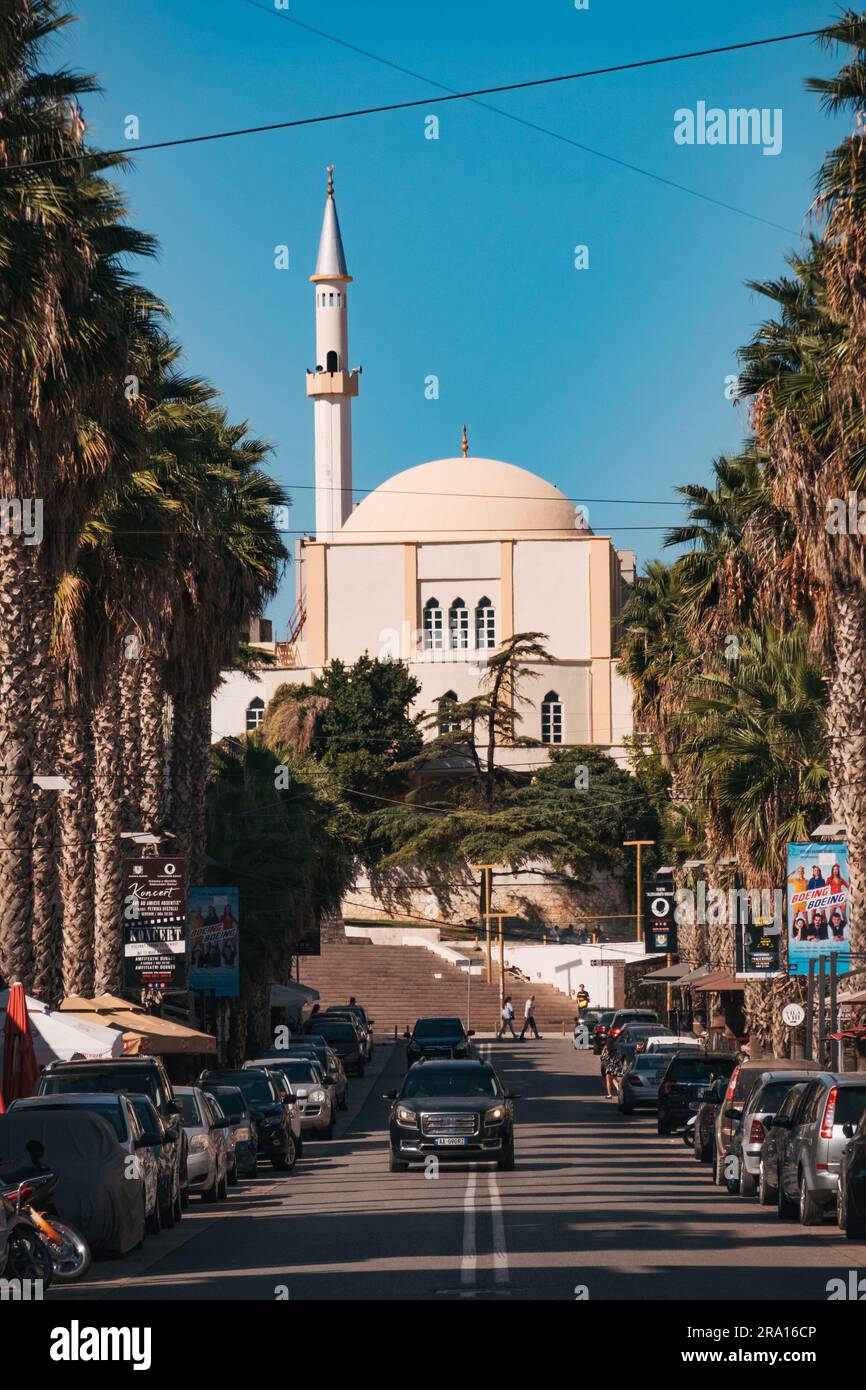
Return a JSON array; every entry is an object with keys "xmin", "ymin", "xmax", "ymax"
[
  {"xmin": 617, "ymin": 1051, "xmax": 669, "ymax": 1113},
  {"xmin": 776, "ymin": 1072, "xmax": 866, "ymax": 1224},
  {"xmin": 275, "ymin": 1058, "xmax": 335, "ymax": 1138},
  {"xmin": 722, "ymin": 1070, "xmax": 817, "ymax": 1198},
  {"xmin": 175, "ymin": 1086, "xmax": 229, "ymax": 1203}
]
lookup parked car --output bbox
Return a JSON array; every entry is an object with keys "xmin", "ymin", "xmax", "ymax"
[
  {"xmin": 691, "ymin": 1076, "xmax": 728, "ymax": 1163},
  {"xmin": 268, "ymin": 1057, "xmax": 335, "ymax": 1138},
  {"xmin": 617, "ymin": 1051, "xmax": 669, "ymax": 1113},
  {"xmin": 8, "ymin": 1092, "xmax": 165, "ymax": 1234},
  {"xmin": 37, "ymin": 1056, "xmax": 187, "ymax": 1216},
  {"xmin": 321, "ymin": 1006, "xmax": 374, "ymax": 1060},
  {"xmin": 605, "ymin": 1009, "xmax": 659, "ymax": 1048},
  {"xmin": 306, "ymin": 1018, "xmax": 366, "ymax": 1077},
  {"xmin": 199, "ymin": 1068, "xmax": 298, "ymax": 1170},
  {"xmin": 836, "ymin": 1105, "xmax": 866, "ymax": 1238},
  {"xmin": 404, "ymin": 1017, "xmax": 475, "ymax": 1068},
  {"xmin": 285, "ymin": 1040, "xmax": 349, "ymax": 1110},
  {"xmin": 723, "ymin": 1069, "xmax": 818, "ymax": 1198},
  {"xmin": 644, "ymin": 1034, "xmax": 703, "ymax": 1056},
  {"xmin": 592, "ymin": 1010, "xmax": 618, "ymax": 1055},
  {"xmin": 776, "ymin": 1073, "xmax": 866, "ymax": 1224},
  {"xmin": 384, "ymin": 1059, "xmax": 519, "ymax": 1171},
  {"xmin": 200, "ymin": 1083, "xmax": 257, "ymax": 1180},
  {"xmin": 712, "ymin": 1058, "xmax": 818, "ymax": 1186},
  {"xmin": 610, "ymin": 1025, "xmax": 671, "ymax": 1069},
  {"xmin": 243, "ymin": 1061, "xmax": 304, "ymax": 1156},
  {"xmin": 756, "ymin": 1082, "xmax": 811, "ymax": 1207},
  {"xmin": 125, "ymin": 1093, "xmax": 180, "ymax": 1228},
  {"xmin": 175, "ymin": 1087, "xmax": 228, "ymax": 1203},
  {"xmin": 656, "ymin": 1052, "xmax": 737, "ymax": 1135}
]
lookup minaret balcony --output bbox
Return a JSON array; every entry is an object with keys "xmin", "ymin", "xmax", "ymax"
[{"xmin": 306, "ymin": 369, "xmax": 360, "ymax": 398}]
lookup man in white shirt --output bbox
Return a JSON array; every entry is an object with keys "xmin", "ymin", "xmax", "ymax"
[
  {"xmin": 518, "ymin": 994, "xmax": 541, "ymax": 1041},
  {"xmin": 497, "ymin": 996, "xmax": 517, "ymax": 1039}
]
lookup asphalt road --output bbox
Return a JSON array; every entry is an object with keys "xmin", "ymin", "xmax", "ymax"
[{"xmin": 51, "ymin": 1039, "xmax": 865, "ymax": 1302}]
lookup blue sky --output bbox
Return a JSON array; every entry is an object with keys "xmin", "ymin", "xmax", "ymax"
[{"xmin": 65, "ymin": 1, "xmax": 846, "ymax": 625}]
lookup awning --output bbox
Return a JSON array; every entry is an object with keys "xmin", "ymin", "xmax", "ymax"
[
  {"xmin": 642, "ymin": 962, "xmax": 690, "ymax": 984},
  {"xmin": 270, "ymin": 981, "xmax": 319, "ymax": 1008},
  {"xmin": 674, "ymin": 964, "xmax": 712, "ymax": 987},
  {"xmin": 58, "ymin": 994, "xmax": 216, "ymax": 1056},
  {"xmin": 0, "ymin": 990, "xmax": 123, "ymax": 1065},
  {"xmin": 691, "ymin": 971, "xmax": 746, "ymax": 994},
  {"xmin": 837, "ymin": 989, "xmax": 866, "ymax": 1006},
  {"xmin": 831, "ymin": 1026, "xmax": 866, "ymax": 1041}
]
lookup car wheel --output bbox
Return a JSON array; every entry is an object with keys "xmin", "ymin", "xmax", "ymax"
[
  {"xmin": 657, "ymin": 1115, "xmax": 672, "ymax": 1136},
  {"xmin": 799, "ymin": 1173, "xmax": 824, "ymax": 1225},
  {"xmin": 274, "ymin": 1134, "xmax": 298, "ymax": 1171},
  {"xmin": 497, "ymin": 1141, "xmax": 516, "ymax": 1171},
  {"xmin": 758, "ymin": 1160, "xmax": 776, "ymax": 1206},
  {"xmin": 683, "ymin": 1126, "xmax": 694, "ymax": 1147},
  {"xmin": 200, "ymin": 1168, "xmax": 219, "ymax": 1203},
  {"xmin": 323, "ymin": 1118, "xmax": 334, "ymax": 1139},
  {"xmin": 777, "ymin": 1174, "xmax": 797, "ymax": 1220},
  {"xmin": 739, "ymin": 1163, "xmax": 757, "ymax": 1199},
  {"xmin": 145, "ymin": 1194, "xmax": 162, "ymax": 1236},
  {"xmin": 389, "ymin": 1150, "xmax": 409, "ymax": 1172},
  {"xmin": 695, "ymin": 1135, "xmax": 711, "ymax": 1163},
  {"xmin": 620, "ymin": 1101, "xmax": 634, "ymax": 1115},
  {"xmin": 339, "ymin": 1092, "xmax": 348, "ymax": 1111},
  {"xmin": 357, "ymin": 1062, "xmax": 365, "ymax": 1078},
  {"xmin": 228, "ymin": 1156, "xmax": 238, "ymax": 1187},
  {"xmin": 713, "ymin": 1149, "xmax": 726, "ymax": 1187},
  {"xmin": 839, "ymin": 1183, "xmax": 866, "ymax": 1238},
  {"xmin": 218, "ymin": 1168, "xmax": 228, "ymax": 1201},
  {"xmin": 160, "ymin": 1184, "xmax": 176, "ymax": 1229}
]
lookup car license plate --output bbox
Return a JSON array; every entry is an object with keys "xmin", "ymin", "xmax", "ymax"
[{"xmin": 434, "ymin": 1137, "xmax": 467, "ymax": 1146}]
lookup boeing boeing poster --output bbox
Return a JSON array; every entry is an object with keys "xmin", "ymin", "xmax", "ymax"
[
  {"xmin": 785, "ymin": 842, "xmax": 852, "ymax": 977},
  {"xmin": 188, "ymin": 887, "xmax": 240, "ymax": 998}
]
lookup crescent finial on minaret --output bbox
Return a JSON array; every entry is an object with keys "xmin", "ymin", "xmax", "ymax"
[
  {"xmin": 461, "ymin": 425, "xmax": 469, "ymax": 458},
  {"xmin": 327, "ymin": 164, "xmax": 335, "ymax": 197}
]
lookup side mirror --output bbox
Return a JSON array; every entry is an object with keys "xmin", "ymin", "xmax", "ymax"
[
  {"xmin": 382, "ymin": 1090, "xmax": 398, "ymax": 1100},
  {"xmin": 403, "ymin": 1030, "xmax": 411, "ymax": 1040},
  {"xmin": 170, "ymin": 1100, "xmax": 183, "ymax": 1116},
  {"xmin": 466, "ymin": 1029, "xmax": 476, "ymax": 1037},
  {"xmin": 163, "ymin": 1125, "xmax": 180, "ymax": 1144},
  {"xmin": 136, "ymin": 1134, "xmax": 160, "ymax": 1148},
  {"xmin": 774, "ymin": 1115, "xmax": 792, "ymax": 1130},
  {"xmin": 843, "ymin": 1122, "xmax": 855, "ymax": 1139},
  {"xmin": 504, "ymin": 1091, "xmax": 521, "ymax": 1100},
  {"xmin": 728, "ymin": 1107, "xmax": 743, "ymax": 1122},
  {"xmin": 210, "ymin": 1120, "xmax": 225, "ymax": 1131}
]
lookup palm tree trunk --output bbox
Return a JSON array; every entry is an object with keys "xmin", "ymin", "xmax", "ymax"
[
  {"xmin": 139, "ymin": 649, "xmax": 167, "ymax": 835},
  {"xmin": 93, "ymin": 675, "xmax": 124, "ymax": 994},
  {"xmin": 170, "ymin": 690, "xmax": 211, "ymax": 881},
  {"xmin": 827, "ymin": 591, "xmax": 866, "ymax": 969},
  {"xmin": 60, "ymin": 702, "xmax": 95, "ymax": 998},
  {"xmin": 31, "ymin": 575, "xmax": 63, "ymax": 1004},
  {"xmin": 119, "ymin": 653, "xmax": 142, "ymax": 832},
  {"xmin": 0, "ymin": 537, "xmax": 38, "ymax": 987}
]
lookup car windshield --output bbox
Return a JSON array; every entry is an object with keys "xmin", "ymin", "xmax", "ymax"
[
  {"xmin": 17, "ymin": 1098, "xmax": 127, "ymax": 1141},
  {"xmin": 413, "ymin": 1019, "xmax": 464, "ymax": 1040},
  {"xmin": 315, "ymin": 1023, "xmax": 356, "ymax": 1041},
  {"xmin": 668, "ymin": 1058, "xmax": 736, "ymax": 1083},
  {"xmin": 177, "ymin": 1093, "xmax": 202, "ymax": 1126},
  {"xmin": 753, "ymin": 1081, "xmax": 800, "ymax": 1114},
  {"xmin": 633, "ymin": 1055, "xmax": 668, "ymax": 1074},
  {"xmin": 204, "ymin": 1073, "xmax": 278, "ymax": 1106},
  {"xmin": 402, "ymin": 1067, "xmax": 500, "ymax": 1098},
  {"xmin": 128, "ymin": 1097, "xmax": 160, "ymax": 1134},
  {"xmin": 281, "ymin": 1062, "xmax": 321, "ymax": 1083},
  {"xmin": 39, "ymin": 1069, "xmax": 160, "ymax": 1106},
  {"xmin": 834, "ymin": 1086, "xmax": 866, "ymax": 1126},
  {"xmin": 206, "ymin": 1088, "xmax": 246, "ymax": 1122}
]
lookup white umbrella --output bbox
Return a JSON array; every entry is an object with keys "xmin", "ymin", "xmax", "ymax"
[{"xmin": 0, "ymin": 990, "xmax": 124, "ymax": 1066}]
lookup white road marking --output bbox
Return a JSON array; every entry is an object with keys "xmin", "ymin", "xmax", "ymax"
[
  {"xmin": 487, "ymin": 1168, "xmax": 509, "ymax": 1284},
  {"xmin": 461, "ymin": 1167, "xmax": 478, "ymax": 1284}
]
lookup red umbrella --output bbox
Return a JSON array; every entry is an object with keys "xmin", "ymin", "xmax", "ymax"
[{"xmin": 0, "ymin": 982, "xmax": 39, "ymax": 1112}]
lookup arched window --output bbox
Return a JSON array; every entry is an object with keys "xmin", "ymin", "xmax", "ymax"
[
  {"xmin": 541, "ymin": 691, "xmax": 563, "ymax": 745},
  {"xmin": 246, "ymin": 697, "xmax": 265, "ymax": 733},
  {"xmin": 423, "ymin": 598, "xmax": 443, "ymax": 650},
  {"xmin": 475, "ymin": 597, "xmax": 495, "ymax": 649},
  {"xmin": 329, "ymin": 292, "xmax": 334, "ymax": 305},
  {"xmin": 438, "ymin": 690, "xmax": 460, "ymax": 735},
  {"xmin": 449, "ymin": 597, "xmax": 469, "ymax": 650},
  {"xmin": 326, "ymin": 349, "xmax": 339, "ymax": 372}
]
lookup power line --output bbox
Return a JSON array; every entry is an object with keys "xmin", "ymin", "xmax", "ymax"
[
  {"xmin": 0, "ymin": 27, "xmax": 827, "ymax": 177},
  {"xmin": 240, "ymin": 0, "xmax": 800, "ymax": 235},
  {"xmin": 284, "ymin": 481, "xmax": 686, "ymax": 506}
]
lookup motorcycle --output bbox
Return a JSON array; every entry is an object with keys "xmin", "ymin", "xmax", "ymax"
[
  {"xmin": 683, "ymin": 1114, "xmax": 697, "ymax": 1148},
  {"xmin": 0, "ymin": 1190, "xmax": 53, "ymax": 1289},
  {"xmin": 0, "ymin": 1141, "xmax": 91, "ymax": 1283}
]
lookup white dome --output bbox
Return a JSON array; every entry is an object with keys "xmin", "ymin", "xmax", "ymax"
[{"xmin": 334, "ymin": 457, "xmax": 586, "ymax": 542}]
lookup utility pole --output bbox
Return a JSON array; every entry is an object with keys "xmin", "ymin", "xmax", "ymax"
[
  {"xmin": 470, "ymin": 863, "xmax": 495, "ymax": 983},
  {"xmin": 624, "ymin": 840, "xmax": 655, "ymax": 944}
]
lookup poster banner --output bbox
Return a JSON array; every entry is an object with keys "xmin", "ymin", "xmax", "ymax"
[
  {"xmin": 735, "ymin": 920, "xmax": 783, "ymax": 978},
  {"xmin": 786, "ymin": 842, "xmax": 852, "ymax": 977},
  {"xmin": 123, "ymin": 857, "xmax": 187, "ymax": 990},
  {"xmin": 295, "ymin": 926, "xmax": 321, "ymax": 958},
  {"xmin": 188, "ymin": 887, "xmax": 240, "ymax": 998},
  {"xmin": 644, "ymin": 884, "xmax": 677, "ymax": 954}
]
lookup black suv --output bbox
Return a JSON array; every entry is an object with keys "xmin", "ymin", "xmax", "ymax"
[
  {"xmin": 304, "ymin": 1019, "xmax": 365, "ymax": 1077},
  {"xmin": 37, "ymin": 1055, "xmax": 188, "ymax": 1215},
  {"xmin": 657, "ymin": 1052, "xmax": 737, "ymax": 1135},
  {"xmin": 199, "ymin": 1068, "xmax": 296, "ymax": 1169},
  {"xmin": 404, "ymin": 1016, "xmax": 474, "ymax": 1067},
  {"xmin": 384, "ymin": 1059, "xmax": 519, "ymax": 1171}
]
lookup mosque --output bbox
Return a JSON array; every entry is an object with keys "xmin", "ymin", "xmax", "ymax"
[{"xmin": 211, "ymin": 171, "xmax": 635, "ymax": 768}]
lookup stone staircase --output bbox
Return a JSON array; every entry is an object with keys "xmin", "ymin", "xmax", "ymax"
[{"xmin": 296, "ymin": 931, "xmax": 576, "ymax": 1036}]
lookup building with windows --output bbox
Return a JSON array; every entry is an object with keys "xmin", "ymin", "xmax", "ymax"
[{"xmin": 211, "ymin": 172, "xmax": 635, "ymax": 766}]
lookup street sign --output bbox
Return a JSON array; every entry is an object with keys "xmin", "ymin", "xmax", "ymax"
[
  {"xmin": 644, "ymin": 883, "xmax": 677, "ymax": 954},
  {"xmin": 782, "ymin": 1002, "xmax": 806, "ymax": 1028},
  {"xmin": 123, "ymin": 857, "xmax": 187, "ymax": 991},
  {"xmin": 590, "ymin": 958, "xmax": 613, "ymax": 967}
]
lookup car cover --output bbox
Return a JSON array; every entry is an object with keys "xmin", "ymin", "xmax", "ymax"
[{"xmin": 0, "ymin": 1109, "xmax": 144, "ymax": 1255}]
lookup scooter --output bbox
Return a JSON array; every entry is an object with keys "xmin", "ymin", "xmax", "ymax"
[
  {"xmin": 683, "ymin": 1114, "xmax": 697, "ymax": 1148},
  {"xmin": 0, "ymin": 1142, "xmax": 90, "ymax": 1282}
]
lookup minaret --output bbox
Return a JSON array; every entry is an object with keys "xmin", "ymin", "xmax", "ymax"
[{"xmin": 306, "ymin": 166, "xmax": 360, "ymax": 539}]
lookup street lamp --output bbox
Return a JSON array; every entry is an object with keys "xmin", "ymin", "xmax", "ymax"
[{"xmin": 624, "ymin": 840, "xmax": 655, "ymax": 943}]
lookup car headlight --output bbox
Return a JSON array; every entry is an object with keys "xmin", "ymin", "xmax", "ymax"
[
  {"xmin": 485, "ymin": 1105, "xmax": 506, "ymax": 1125},
  {"xmin": 189, "ymin": 1134, "xmax": 209, "ymax": 1153},
  {"xmin": 234, "ymin": 1127, "xmax": 252, "ymax": 1142},
  {"xmin": 395, "ymin": 1104, "xmax": 417, "ymax": 1127},
  {"xmin": 310, "ymin": 1089, "xmax": 327, "ymax": 1103}
]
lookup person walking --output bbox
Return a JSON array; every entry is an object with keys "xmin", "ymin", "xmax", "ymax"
[
  {"xmin": 518, "ymin": 994, "xmax": 541, "ymax": 1041},
  {"xmin": 576, "ymin": 983, "xmax": 590, "ymax": 1017},
  {"xmin": 497, "ymin": 996, "xmax": 517, "ymax": 1040}
]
